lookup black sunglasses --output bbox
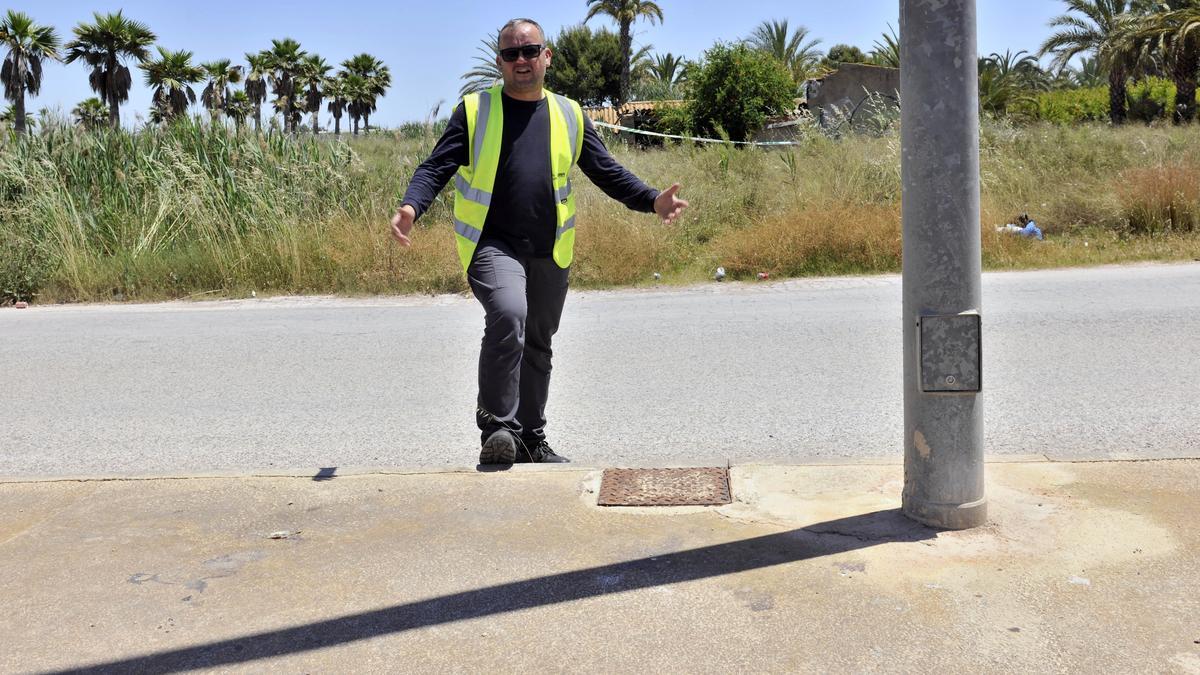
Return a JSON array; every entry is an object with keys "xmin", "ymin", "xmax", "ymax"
[{"xmin": 499, "ymin": 44, "xmax": 545, "ymax": 62}]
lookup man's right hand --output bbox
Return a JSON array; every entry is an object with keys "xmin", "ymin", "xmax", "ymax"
[{"xmin": 390, "ymin": 205, "xmax": 416, "ymax": 246}]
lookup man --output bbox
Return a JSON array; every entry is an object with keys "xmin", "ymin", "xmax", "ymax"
[{"xmin": 391, "ymin": 17, "xmax": 688, "ymax": 465}]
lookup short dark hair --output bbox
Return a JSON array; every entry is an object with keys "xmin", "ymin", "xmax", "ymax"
[{"xmin": 498, "ymin": 18, "xmax": 545, "ymax": 45}]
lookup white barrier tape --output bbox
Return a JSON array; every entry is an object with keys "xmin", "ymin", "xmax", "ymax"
[{"xmin": 591, "ymin": 120, "xmax": 801, "ymax": 146}]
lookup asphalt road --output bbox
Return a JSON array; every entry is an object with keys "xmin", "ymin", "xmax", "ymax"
[{"xmin": 3, "ymin": 262, "xmax": 1198, "ymax": 476}]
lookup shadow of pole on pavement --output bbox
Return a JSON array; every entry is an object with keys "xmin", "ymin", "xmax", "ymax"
[{"xmin": 58, "ymin": 509, "xmax": 937, "ymax": 674}]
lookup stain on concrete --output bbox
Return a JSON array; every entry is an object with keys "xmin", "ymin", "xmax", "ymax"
[
  {"xmin": 733, "ymin": 587, "xmax": 775, "ymax": 612},
  {"xmin": 203, "ymin": 550, "xmax": 266, "ymax": 571},
  {"xmin": 125, "ymin": 550, "xmax": 267, "ymax": 595},
  {"xmin": 914, "ymin": 431, "xmax": 932, "ymax": 459},
  {"xmin": 750, "ymin": 597, "xmax": 774, "ymax": 612}
]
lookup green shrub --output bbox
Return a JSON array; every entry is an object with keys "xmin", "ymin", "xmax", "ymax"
[
  {"xmin": 396, "ymin": 119, "xmax": 448, "ymax": 139},
  {"xmin": 396, "ymin": 121, "xmax": 426, "ymax": 138},
  {"xmin": 546, "ymin": 24, "xmax": 623, "ymax": 107},
  {"xmin": 684, "ymin": 43, "xmax": 796, "ymax": 142},
  {"xmin": 1025, "ymin": 78, "xmax": 1198, "ymax": 124},
  {"xmin": 619, "ymin": 102, "xmax": 692, "ymax": 147},
  {"xmin": 0, "ymin": 234, "xmax": 52, "ymax": 304},
  {"xmin": 1127, "ymin": 77, "xmax": 1176, "ymax": 123},
  {"xmin": 1023, "ymin": 86, "xmax": 1110, "ymax": 123}
]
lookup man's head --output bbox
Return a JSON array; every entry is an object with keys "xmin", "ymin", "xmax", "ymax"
[{"xmin": 496, "ymin": 18, "xmax": 551, "ymax": 100}]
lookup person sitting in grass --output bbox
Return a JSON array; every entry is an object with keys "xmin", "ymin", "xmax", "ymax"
[{"xmin": 997, "ymin": 213, "xmax": 1043, "ymax": 240}]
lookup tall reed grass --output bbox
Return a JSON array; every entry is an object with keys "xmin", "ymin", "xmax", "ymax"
[{"xmin": 2, "ymin": 117, "xmax": 1199, "ymax": 304}]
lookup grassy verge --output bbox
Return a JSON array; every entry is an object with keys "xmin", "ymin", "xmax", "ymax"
[{"xmin": 2, "ymin": 119, "xmax": 1199, "ymax": 304}]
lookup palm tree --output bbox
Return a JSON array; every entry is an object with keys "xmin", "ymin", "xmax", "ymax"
[
  {"xmin": 63, "ymin": 11, "xmax": 155, "ymax": 129},
  {"xmin": 266, "ymin": 38, "xmax": 306, "ymax": 133},
  {"xmin": 140, "ymin": 46, "xmax": 203, "ymax": 123},
  {"xmin": 0, "ymin": 103, "xmax": 35, "ymax": 130},
  {"xmin": 1, "ymin": 10, "xmax": 60, "ymax": 135},
  {"xmin": 72, "ymin": 97, "xmax": 109, "ymax": 129},
  {"xmin": 745, "ymin": 19, "xmax": 824, "ymax": 86},
  {"xmin": 987, "ymin": 49, "xmax": 1052, "ymax": 90},
  {"xmin": 460, "ymin": 32, "xmax": 502, "ymax": 97},
  {"xmin": 200, "ymin": 59, "xmax": 243, "ymax": 122},
  {"xmin": 584, "ymin": 0, "xmax": 665, "ymax": 105},
  {"xmin": 1132, "ymin": 2, "xmax": 1200, "ymax": 123},
  {"xmin": 324, "ymin": 76, "xmax": 347, "ymax": 135},
  {"xmin": 341, "ymin": 71, "xmax": 370, "ymax": 135},
  {"xmin": 629, "ymin": 43, "xmax": 655, "ymax": 85},
  {"xmin": 650, "ymin": 52, "xmax": 687, "ymax": 83},
  {"xmin": 1040, "ymin": 0, "xmax": 1137, "ymax": 125},
  {"xmin": 297, "ymin": 53, "xmax": 330, "ymax": 132},
  {"xmin": 869, "ymin": 24, "xmax": 901, "ymax": 68},
  {"xmin": 633, "ymin": 51, "xmax": 688, "ymax": 100},
  {"xmin": 244, "ymin": 51, "xmax": 270, "ymax": 132},
  {"xmin": 225, "ymin": 90, "xmax": 252, "ymax": 130},
  {"xmin": 341, "ymin": 53, "xmax": 390, "ymax": 132},
  {"xmin": 1071, "ymin": 56, "xmax": 1108, "ymax": 85},
  {"xmin": 978, "ymin": 52, "xmax": 1044, "ymax": 115}
]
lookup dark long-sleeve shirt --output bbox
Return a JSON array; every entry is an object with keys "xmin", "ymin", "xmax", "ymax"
[{"xmin": 401, "ymin": 91, "xmax": 659, "ymax": 257}]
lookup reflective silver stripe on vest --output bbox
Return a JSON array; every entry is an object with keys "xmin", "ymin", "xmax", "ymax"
[
  {"xmin": 555, "ymin": 215, "xmax": 576, "ymax": 240},
  {"xmin": 552, "ymin": 94, "xmax": 579, "ymax": 163},
  {"xmin": 454, "ymin": 218, "xmax": 482, "ymax": 243},
  {"xmin": 473, "ymin": 90, "xmax": 492, "ymax": 167},
  {"xmin": 554, "ymin": 179, "xmax": 572, "ymax": 204},
  {"xmin": 455, "ymin": 174, "xmax": 492, "ymax": 207}
]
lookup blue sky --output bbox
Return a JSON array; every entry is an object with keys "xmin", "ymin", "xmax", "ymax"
[{"xmin": 13, "ymin": 0, "xmax": 1073, "ymax": 128}]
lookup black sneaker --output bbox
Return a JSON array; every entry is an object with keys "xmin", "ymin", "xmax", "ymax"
[
  {"xmin": 479, "ymin": 429, "xmax": 517, "ymax": 465},
  {"xmin": 516, "ymin": 439, "xmax": 571, "ymax": 464}
]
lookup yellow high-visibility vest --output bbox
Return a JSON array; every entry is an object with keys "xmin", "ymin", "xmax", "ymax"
[{"xmin": 453, "ymin": 85, "xmax": 585, "ymax": 272}]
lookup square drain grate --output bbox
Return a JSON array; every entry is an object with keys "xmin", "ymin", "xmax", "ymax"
[{"xmin": 598, "ymin": 467, "xmax": 731, "ymax": 506}]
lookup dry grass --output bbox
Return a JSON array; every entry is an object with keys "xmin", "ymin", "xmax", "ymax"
[
  {"xmin": 4, "ymin": 118, "xmax": 1200, "ymax": 304},
  {"xmin": 711, "ymin": 201, "xmax": 901, "ymax": 277},
  {"xmin": 571, "ymin": 212, "xmax": 676, "ymax": 287},
  {"xmin": 1115, "ymin": 165, "xmax": 1200, "ymax": 234}
]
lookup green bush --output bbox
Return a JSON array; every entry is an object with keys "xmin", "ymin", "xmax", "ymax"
[
  {"xmin": 602, "ymin": 102, "xmax": 692, "ymax": 149},
  {"xmin": 0, "ymin": 234, "xmax": 51, "ymax": 304},
  {"xmin": 655, "ymin": 102, "xmax": 692, "ymax": 137},
  {"xmin": 546, "ymin": 24, "xmax": 623, "ymax": 107},
  {"xmin": 1127, "ymin": 78, "xmax": 1175, "ymax": 123},
  {"xmin": 1024, "ymin": 78, "xmax": 1199, "ymax": 124},
  {"xmin": 1022, "ymin": 86, "xmax": 1110, "ymax": 123},
  {"xmin": 396, "ymin": 119, "xmax": 448, "ymax": 139},
  {"xmin": 684, "ymin": 43, "xmax": 796, "ymax": 142}
]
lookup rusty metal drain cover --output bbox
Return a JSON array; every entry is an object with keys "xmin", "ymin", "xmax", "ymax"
[{"xmin": 598, "ymin": 467, "xmax": 731, "ymax": 506}]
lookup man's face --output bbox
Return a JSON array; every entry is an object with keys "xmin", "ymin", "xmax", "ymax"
[{"xmin": 496, "ymin": 23, "xmax": 551, "ymax": 96}]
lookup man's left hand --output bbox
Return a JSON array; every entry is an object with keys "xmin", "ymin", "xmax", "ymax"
[{"xmin": 654, "ymin": 183, "xmax": 689, "ymax": 224}]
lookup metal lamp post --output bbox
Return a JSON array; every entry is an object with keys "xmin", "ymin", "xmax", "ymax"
[{"xmin": 899, "ymin": 0, "xmax": 987, "ymax": 529}]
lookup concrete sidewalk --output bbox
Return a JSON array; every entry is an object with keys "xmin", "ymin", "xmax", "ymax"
[{"xmin": 1, "ymin": 459, "xmax": 1198, "ymax": 674}]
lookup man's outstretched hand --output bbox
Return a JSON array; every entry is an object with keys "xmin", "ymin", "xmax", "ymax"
[
  {"xmin": 654, "ymin": 183, "xmax": 689, "ymax": 224},
  {"xmin": 390, "ymin": 205, "xmax": 416, "ymax": 246}
]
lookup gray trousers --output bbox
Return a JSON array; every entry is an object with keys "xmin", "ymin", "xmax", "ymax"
[{"xmin": 467, "ymin": 241, "xmax": 570, "ymax": 445}]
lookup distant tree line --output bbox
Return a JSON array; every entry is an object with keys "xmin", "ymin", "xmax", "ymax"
[
  {"xmin": 456, "ymin": 0, "xmax": 1200, "ymax": 138},
  {"xmin": 7, "ymin": 1, "xmax": 1198, "ymax": 138},
  {"xmin": 1, "ymin": 9, "xmax": 390, "ymax": 135}
]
